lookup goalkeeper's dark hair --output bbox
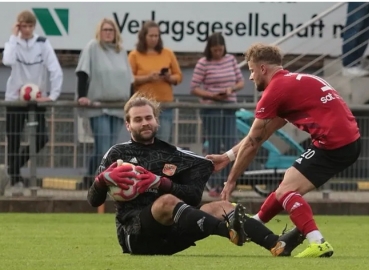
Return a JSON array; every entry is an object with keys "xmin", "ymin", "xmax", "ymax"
[{"xmin": 124, "ymin": 92, "xmax": 161, "ymax": 123}]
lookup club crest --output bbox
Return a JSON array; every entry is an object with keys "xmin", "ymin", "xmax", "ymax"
[{"xmin": 162, "ymin": 164, "xmax": 177, "ymax": 176}]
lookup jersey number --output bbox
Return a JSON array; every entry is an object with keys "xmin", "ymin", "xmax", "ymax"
[
  {"xmin": 296, "ymin": 74, "xmax": 334, "ymax": 92},
  {"xmin": 301, "ymin": 148, "xmax": 315, "ymax": 159}
]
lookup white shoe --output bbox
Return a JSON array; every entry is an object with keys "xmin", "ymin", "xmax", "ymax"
[
  {"xmin": 0, "ymin": 165, "xmax": 10, "ymax": 196},
  {"xmin": 342, "ymin": 66, "xmax": 369, "ymax": 77}
]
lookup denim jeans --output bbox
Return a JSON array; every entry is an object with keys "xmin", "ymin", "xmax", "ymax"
[
  {"xmin": 88, "ymin": 115, "xmax": 125, "ymax": 176},
  {"xmin": 342, "ymin": 2, "xmax": 369, "ymax": 67},
  {"xmin": 201, "ymin": 108, "xmax": 238, "ymax": 187},
  {"xmin": 157, "ymin": 108, "xmax": 173, "ymax": 143}
]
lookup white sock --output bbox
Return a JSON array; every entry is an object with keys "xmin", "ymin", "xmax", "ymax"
[
  {"xmin": 306, "ymin": 230, "xmax": 324, "ymax": 244},
  {"xmin": 252, "ymin": 214, "xmax": 264, "ymax": 224}
]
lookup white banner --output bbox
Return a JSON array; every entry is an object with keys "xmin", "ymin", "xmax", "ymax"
[{"xmin": 0, "ymin": 2, "xmax": 349, "ymax": 56}]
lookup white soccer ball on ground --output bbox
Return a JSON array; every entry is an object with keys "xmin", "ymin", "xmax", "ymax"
[
  {"xmin": 19, "ymin": 83, "xmax": 41, "ymax": 101},
  {"xmin": 107, "ymin": 159, "xmax": 141, "ymax": 201}
]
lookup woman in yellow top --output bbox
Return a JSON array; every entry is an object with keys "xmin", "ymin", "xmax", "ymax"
[{"xmin": 128, "ymin": 20, "xmax": 182, "ymax": 142}]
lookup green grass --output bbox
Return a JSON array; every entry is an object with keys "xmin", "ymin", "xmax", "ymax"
[{"xmin": 1, "ymin": 214, "xmax": 369, "ymax": 270}]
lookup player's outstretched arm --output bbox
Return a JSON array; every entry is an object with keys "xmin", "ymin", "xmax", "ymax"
[
  {"xmin": 221, "ymin": 117, "xmax": 286, "ymax": 201},
  {"xmin": 231, "ymin": 116, "xmax": 286, "ymax": 158},
  {"xmin": 206, "ymin": 117, "xmax": 286, "ymax": 173}
]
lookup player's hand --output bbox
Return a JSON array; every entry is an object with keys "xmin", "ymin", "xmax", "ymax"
[
  {"xmin": 205, "ymin": 153, "xmax": 230, "ymax": 172},
  {"xmin": 221, "ymin": 181, "xmax": 236, "ymax": 201},
  {"xmin": 96, "ymin": 162, "xmax": 136, "ymax": 190},
  {"xmin": 135, "ymin": 166, "xmax": 171, "ymax": 193},
  {"xmin": 36, "ymin": 97, "xmax": 52, "ymax": 102},
  {"xmin": 12, "ymin": 23, "xmax": 20, "ymax": 36},
  {"xmin": 78, "ymin": 97, "xmax": 91, "ymax": 106}
]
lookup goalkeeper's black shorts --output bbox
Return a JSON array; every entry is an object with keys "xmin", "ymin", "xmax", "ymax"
[{"xmin": 117, "ymin": 203, "xmax": 208, "ymax": 255}]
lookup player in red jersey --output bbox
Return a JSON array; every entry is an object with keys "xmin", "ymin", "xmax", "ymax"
[{"xmin": 206, "ymin": 43, "xmax": 361, "ymax": 258}]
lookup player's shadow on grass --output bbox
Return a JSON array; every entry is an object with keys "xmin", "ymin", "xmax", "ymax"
[{"xmin": 175, "ymin": 254, "xmax": 267, "ymax": 258}]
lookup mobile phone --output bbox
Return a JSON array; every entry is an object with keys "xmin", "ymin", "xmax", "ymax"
[
  {"xmin": 160, "ymin": 68, "xmax": 169, "ymax": 76},
  {"xmin": 217, "ymin": 92, "xmax": 227, "ymax": 96}
]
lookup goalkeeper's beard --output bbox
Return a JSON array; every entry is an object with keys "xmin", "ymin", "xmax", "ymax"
[{"xmin": 132, "ymin": 127, "xmax": 158, "ymax": 144}]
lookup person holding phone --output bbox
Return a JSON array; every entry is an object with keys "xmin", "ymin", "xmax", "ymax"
[
  {"xmin": 128, "ymin": 21, "xmax": 182, "ymax": 142},
  {"xmin": 190, "ymin": 32, "xmax": 244, "ymax": 197}
]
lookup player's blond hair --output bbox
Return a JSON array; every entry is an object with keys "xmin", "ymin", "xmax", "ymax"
[
  {"xmin": 95, "ymin": 18, "xmax": 122, "ymax": 53},
  {"xmin": 124, "ymin": 92, "xmax": 161, "ymax": 123},
  {"xmin": 245, "ymin": 43, "xmax": 283, "ymax": 66},
  {"xmin": 17, "ymin": 10, "xmax": 36, "ymax": 25}
]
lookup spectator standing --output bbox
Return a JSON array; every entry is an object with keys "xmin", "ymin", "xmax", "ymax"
[
  {"xmin": 190, "ymin": 32, "xmax": 244, "ymax": 197},
  {"xmin": 2, "ymin": 10, "xmax": 63, "ymax": 195},
  {"xmin": 76, "ymin": 18, "xmax": 133, "ymax": 188},
  {"xmin": 128, "ymin": 21, "xmax": 182, "ymax": 142}
]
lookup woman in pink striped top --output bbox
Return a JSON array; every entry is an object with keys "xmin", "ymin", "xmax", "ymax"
[{"xmin": 191, "ymin": 32, "xmax": 244, "ymax": 196}]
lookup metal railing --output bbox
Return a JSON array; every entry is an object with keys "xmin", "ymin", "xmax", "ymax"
[
  {"xmin": 237, "ymin": 2, "xmax": 347, "ymax": 103},
  {"xmin": 0, "ymin": 101, "xmax": 368, "ymax": 201},
  {"xmin": 312, "ymin": 3, "xmax": 369, "ymax": 81},
  {"xmin": 237, "ymin": 2, "xmax": 346, "ymax": 69},
  {"xmin": 236, "ymin": 2, "xmax": 369, "ymax": 104}
]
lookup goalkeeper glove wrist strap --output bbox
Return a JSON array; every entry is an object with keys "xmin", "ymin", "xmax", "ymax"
[
  {"xmin": 158, "ymin": 177, "xmax": 172, "ymax": 193},
  {"xmin": 95, "ymin": 175, "xmax": 107, "ymax": 187},
  {"xmin": 93, "ymin": 179, "xmax": 108, "ymax": 191}
]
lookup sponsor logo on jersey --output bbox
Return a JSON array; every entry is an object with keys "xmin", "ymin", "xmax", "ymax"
[{"xmin": 321, "ymin": 92, "xmax": 341, "ymax": 104}]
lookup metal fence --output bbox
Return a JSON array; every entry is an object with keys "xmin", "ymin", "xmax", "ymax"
[{"xmin": 0, "ymin": 101, "xmax": 368, "ymax": 202}]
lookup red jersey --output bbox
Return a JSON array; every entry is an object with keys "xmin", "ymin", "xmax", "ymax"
[{"xmin": 255, "ymin": 70, "xmax": 360, "ymax": 149}]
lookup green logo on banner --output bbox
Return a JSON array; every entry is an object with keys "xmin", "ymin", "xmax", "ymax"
[{"xmin": 32, "ymin": 8, "xmax": 69, "ymax": 36}]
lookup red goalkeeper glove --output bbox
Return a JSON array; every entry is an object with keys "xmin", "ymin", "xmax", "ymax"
[
  {"xmin": 96, "ymin": 162, "xmax": 137, "ymax": 190},
  {"xmin": 135, "ymin": 166, "xmax": 172, "ymax": 194}
]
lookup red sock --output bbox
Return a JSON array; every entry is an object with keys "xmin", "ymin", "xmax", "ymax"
[
  {"xmin": 257, "ymin": 192, "xmax": 284, "ymax": 223},
  {"xmin": 279, "ymin": 191, "xmax": 318, "ymax": 236}
]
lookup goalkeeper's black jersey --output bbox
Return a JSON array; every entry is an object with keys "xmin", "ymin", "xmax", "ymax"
[{"xmin": 87, "ymin": 138, "xmax": 214, "ymax": 225}]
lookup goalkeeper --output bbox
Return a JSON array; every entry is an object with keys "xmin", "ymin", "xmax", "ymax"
[{"xmin": 87, "ymin": 94, "xmax": 304, "ymax": 256}]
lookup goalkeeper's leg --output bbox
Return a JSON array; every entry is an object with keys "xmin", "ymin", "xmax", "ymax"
[
  {"xmin": 242, "ymin": 209, "xmax": 305, "ymax": 256},
  {"xmin": 227, "ymin": 204, "xmax": 305, "ymax": 256},
  {"xmin": 201, "ymin": 201, "xmax": 304, "ymax": 256},
  {"xmin": 151, "ymin": 194, "xmax": 247, "ymax": 246},
  {"xmin": 187, "ymin": 198, "xmax": 297, "ymax": 251}
]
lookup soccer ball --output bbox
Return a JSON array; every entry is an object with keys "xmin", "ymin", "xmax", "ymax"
[
  {"xmin": 107, "ymin": 159, "xmax": 141, "ymax": 202},
  {"xmin": 19, "ymin": 83, "xmax": 41, "ymax": 101}
]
